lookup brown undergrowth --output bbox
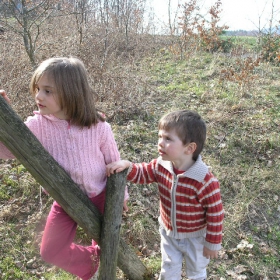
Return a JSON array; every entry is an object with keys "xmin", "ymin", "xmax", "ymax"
[{"xmin": 0, "ymin": 27, "xmax": 280, "ymax": 280}]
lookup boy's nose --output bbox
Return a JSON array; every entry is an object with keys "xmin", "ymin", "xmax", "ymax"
[{"xmin": 158, "ymin": 139, "xmax": 164, "ymax": 147}]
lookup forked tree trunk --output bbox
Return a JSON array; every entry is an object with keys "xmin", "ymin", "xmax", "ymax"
[{"xmin": 0, "ymin": 96, "xmax": 149, "ymax": 280}]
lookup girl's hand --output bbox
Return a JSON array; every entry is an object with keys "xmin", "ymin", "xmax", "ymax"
[
  {"xmin": 203, "ymin": 246, "xmax": 219, "ymax": 259},
  {"xmin": 0, "ymin": 90, "xmax": 11, "ymax": 103},
  {"xmin": 106, "ymin": 160, "xmax": 131, "ymax": 177},
  {"xmin": 123, "ymin": 200, "xmax": 129, "ymax": 212}
]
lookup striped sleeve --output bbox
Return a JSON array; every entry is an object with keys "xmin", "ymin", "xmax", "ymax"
[
  {"xmin": 127, "ymin": 159, "xmax": 158, "ymax": 184},
  {"xmin": 198, "ymin": 173, "xmax": 224, "ymax": 247}
]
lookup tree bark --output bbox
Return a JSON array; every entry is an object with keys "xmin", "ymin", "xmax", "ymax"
[
  {"xmin": 99, "ymin": 168, "xmax": 126, "ymax": 280},
  {"xmin": 0, "ymin": 96, "xmax": 149, "ymax": 280}
]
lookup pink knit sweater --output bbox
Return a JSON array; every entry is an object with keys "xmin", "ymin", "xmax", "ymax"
[{"xmin": 0, "ymin": 112, "xmax": 127, "ymax": 199}]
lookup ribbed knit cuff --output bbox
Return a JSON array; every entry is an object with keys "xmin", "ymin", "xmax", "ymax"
[
  {"xmin": 204, "ymin": 240, "xmax": 222, "ymax": 251},
  {"xmin": 127, "ymin": 162, "xmax": 133, "ymax": 174}
]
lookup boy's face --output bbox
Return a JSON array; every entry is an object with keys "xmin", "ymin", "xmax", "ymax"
[{"xmin": 158, "ymin": 129, "xmax": 190, "ymax": 163}]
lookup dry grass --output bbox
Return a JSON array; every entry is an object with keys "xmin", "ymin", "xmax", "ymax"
[{"xmin": 0, "ymin": 15, "xmax": 280, "ymax": 280}]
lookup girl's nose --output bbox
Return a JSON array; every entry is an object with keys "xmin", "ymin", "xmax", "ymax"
[
  {"xmin": 158, "ymin": 139, "xmax": 164, "ymax": 147},
  {"xmin": 36, "ymin": 90, "xmax": 43, "ymax": 100}
]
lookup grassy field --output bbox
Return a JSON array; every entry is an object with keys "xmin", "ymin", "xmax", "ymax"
[{"xmin": 0, "ymin": 36, "xmax": 280, "ymax": 279}]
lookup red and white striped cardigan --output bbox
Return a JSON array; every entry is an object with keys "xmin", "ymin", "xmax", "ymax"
[{"xmin": 127, "ymin": 155, "xmax": 224, "ymax": 251}]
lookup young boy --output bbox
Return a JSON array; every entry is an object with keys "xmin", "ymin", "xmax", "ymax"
[{"xmin": 106, "ymin": 110, "xmax": 224, "ymax": 280}]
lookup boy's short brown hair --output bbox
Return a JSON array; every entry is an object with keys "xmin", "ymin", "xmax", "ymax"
[{"xmin": 158, "ymin": 110, "xmax": 206, "ymax": 160}]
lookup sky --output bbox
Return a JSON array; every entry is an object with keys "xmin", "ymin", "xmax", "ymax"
[{"xmin": 150, "ymin": 0, "xmax": 280, "ymax": 31}]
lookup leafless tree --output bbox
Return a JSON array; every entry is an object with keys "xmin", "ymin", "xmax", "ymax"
[
  {"xmin": 79, "ymin": 0, "xmax": 147, "ymax": 64},
  {"xmin": 168, "ymin": 0, "xmax": 180, "ymax": 35},
  {"xmin": 0, "ymin": 0, "xmax": 55, "ymax": 67},
  {"xmin": 73, "ymin": 0, "xmax": 91, "ymax": 44}
]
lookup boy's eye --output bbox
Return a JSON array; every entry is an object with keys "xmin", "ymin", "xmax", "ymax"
[{"xmin": 158, "ymin": 135, "xmax": 171, "ymax": 141}]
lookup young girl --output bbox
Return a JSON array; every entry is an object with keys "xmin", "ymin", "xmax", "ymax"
[{"xmin": 0, "ymin": 57, "xmax": 128, "ymax": 280}]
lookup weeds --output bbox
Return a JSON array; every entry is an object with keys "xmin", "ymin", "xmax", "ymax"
[
  {"xmin": 259, "ymin": 31, "xmax": 280, "ymax": 65},
  {"xmin": 0, "ymin": 10, "xmax": 280, "ymax": 279}
]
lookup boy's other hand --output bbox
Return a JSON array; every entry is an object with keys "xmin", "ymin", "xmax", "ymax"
[
  {"xmin": 203, "ymin": 246, "xmax": 219, "ymax": 259},
  {"xmin": 106, "ymin": 160, "xmax": 131, "ymax": 177}
]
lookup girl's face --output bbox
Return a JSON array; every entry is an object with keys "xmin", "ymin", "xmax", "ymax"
[{"xmin": 35, "ymin": 74, "xmax": 68, "ymax": 120}]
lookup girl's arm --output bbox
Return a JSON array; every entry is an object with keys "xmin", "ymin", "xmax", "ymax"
[
  {"xmin": 100, "ymin": 122, "xmax": 121, "ymax": 164},
  {"xmin": 100, "ymin": 122, "xmax": 130, "ymax": 203},
  {"xmin": 0, "ymin": 142, "xmax": 15, "ymax": 159}
]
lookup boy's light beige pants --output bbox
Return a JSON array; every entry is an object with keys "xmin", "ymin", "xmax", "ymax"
[{"xmin": 159, "ymin": 226, "xmax": 209, "ymax": 280}]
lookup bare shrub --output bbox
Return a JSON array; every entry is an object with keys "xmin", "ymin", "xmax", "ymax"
[
  {"xmin": 259, "ymin": 32, "xmax": 280, "ymax": 65},
  {"xmin": 196, "ymin": 0, "xmax": 230, "ymax": 53},
  {"xmin": 0, "ymin": 32, "xmax": 34, "ymax": 119},
  {"xmin": 1, "ymin": 11, "xmax": 160, "ymax": 124},
  {"xmin": 170, "ymin": 0, "xmax": 200, "ymax": 59},
  {"xmin": 219, "ymin": 57, "xmax": 261, "ymax": 96},
  {"xmin": 170, "ymin": 0, "xmax": 231, "ymax": 60},
  {"xmin": 255, "ymin": 1, "xmax": 280, "ymax": 65}
]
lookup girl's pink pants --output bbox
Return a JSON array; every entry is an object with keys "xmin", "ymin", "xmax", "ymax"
[{"xmin": 40, "ymin": 190, "xmax": 105, "ymax": 280}]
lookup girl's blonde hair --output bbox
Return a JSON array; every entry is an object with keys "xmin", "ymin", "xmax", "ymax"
[{"xmin": 30, "ymin": 57, "xmax": 104, "ymax": 127}]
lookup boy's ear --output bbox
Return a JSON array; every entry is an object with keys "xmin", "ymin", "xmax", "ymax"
[{"xmin": 185, "ymin": 142, "xmax": 197, "ymax": 155}]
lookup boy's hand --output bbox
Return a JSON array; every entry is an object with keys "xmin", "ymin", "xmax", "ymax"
[
  {"xmin": 0, "ymin": 90, "xmax": 11, "ymax": 103},
  {"xmin": 106, "ymin": 160, "xmax": 131, "ymax": 177},
  {"xmin": 203, "ymin": 246, "xmax": 219, "ymax": 259}
]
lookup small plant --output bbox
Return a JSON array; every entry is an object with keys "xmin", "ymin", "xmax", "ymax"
[
  {"xmin": 173, "ymin": 0, "xmax": 231, "ymax": 59},
  {"xmin": 259, "ymin": 32, "xmax": 280, "ymax": 65},
  {"xmin": 196, "ymin": 1, "xmax": 231, "ymax": 53},
  {"xmin": 219, "ymin": 56, "xmax": 261, "ymax": 95}
]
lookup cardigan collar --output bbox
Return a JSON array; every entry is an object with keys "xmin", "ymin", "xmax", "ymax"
[
  {"xmin": 158, "ymin": 155, "xmax": 209, "ymax": 183},
  {"xmin": 34, "ymin": 111, "xmax": 71, "ymax": 128},
  {"xmin": 34, "ymin": 111, "xmax": 66, "ymax": 122}
]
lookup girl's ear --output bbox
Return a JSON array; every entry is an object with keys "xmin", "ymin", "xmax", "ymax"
[{"xmin": 185, "ymin": 142, "xmax": 197, "ymax": 155}]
